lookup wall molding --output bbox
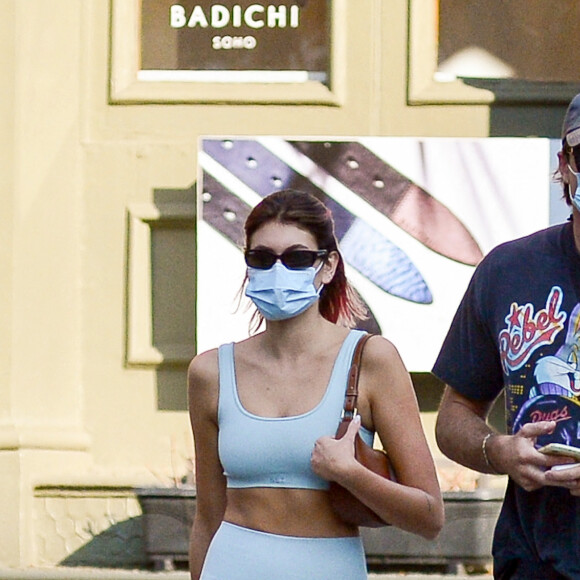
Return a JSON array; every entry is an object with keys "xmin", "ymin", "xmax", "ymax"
[{"xmin": 126, "ymin": 201, "xmax": 195, "ymax": 368}]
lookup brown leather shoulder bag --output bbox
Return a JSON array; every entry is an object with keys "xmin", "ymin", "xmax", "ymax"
[{"xmin": 329, "ymin": 333, "xmax": 395, "ymax": 528}]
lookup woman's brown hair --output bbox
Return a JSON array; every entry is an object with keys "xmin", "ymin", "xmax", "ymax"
[{"xmin": 243, "ymin": 190, "xmax": 368, "ymax": 330}]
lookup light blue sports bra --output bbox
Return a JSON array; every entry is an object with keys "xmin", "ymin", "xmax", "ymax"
[{"xmin": 217, "ymin": 329, "xmax": 375, "ymax": 490}]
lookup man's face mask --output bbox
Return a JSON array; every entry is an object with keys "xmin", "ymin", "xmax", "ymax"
[{"xmin": 567, "ymin": 164, "xmax": 580, "ymax": 212}]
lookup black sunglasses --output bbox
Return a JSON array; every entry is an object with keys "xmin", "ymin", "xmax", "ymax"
[
  {"xmin": 566, "ymin": 144, "xmax": 580, "ymax": 171},
  {"xmin": 245, "ymin": 248, "xmax": 328, "ymax": 270}
]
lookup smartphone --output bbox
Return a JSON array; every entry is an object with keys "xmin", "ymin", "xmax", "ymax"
[
  {"xmin": 550, "ymin": 463, "xmax": 579, "ymax": 471},
  {"xmin": 538, "ymin": 443, "xmax": 580, "ymax": 461}
]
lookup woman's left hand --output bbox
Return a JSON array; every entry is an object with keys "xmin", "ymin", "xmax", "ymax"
[{"xmin": 311, "ymin": 415, "xmax": 361, "ymax": 482}]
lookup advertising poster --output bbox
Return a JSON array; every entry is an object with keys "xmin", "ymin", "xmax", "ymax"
[{"xmin": 197, "ymin": 137, "xmax": 565, "ymax": 371}]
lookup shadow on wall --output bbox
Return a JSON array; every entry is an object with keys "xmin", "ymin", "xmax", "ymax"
[
  {"xmin": 149, "ymin": 188, "xmax": 196, "ymax": 412},
  {"xmin": 487, "ymin": 99, "xmax": 567, "ymax": 138},
  {"xmin": 124, "ymin": 185, "xmax": 196, "ymax": 412},
  {"xmin": 60, "ymin": 517, "xmax": 146, "ymax": 568}
]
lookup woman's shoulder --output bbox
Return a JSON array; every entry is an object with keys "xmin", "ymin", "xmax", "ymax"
[
  {"xmin": 187, "ymin": 349, "xmax": 221, "ymax": 422},
  {"xmin": 363, "ymin": 334, "xmax": 402, "ymax": 364},
  {"xmin": 359, "ymin": 334, "xmax": 410, "ymax": 384},
  {"xmin": 187, "ymin": 337, "xmax": 255, "ymax": 387},
  {"xmin": 188, "ymin": 347, "xmax": 219, "ymax": 392}
]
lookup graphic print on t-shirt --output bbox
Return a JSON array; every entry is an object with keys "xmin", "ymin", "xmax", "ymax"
[
  {"xmin": 501, "ymin": 288, "xmax": 580, "ymax": 445},
  {"xmin": 499, "ymin": 286, "xmax": 568, "ymax": 375}
]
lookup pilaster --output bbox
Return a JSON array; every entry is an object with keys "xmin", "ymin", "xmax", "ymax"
[{"xmin": 0, "ymin": 1, "xmax": 91, "ymax": 566}]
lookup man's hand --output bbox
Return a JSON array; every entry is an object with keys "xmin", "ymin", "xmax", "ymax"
[
  {"xmin": 488, "ymin": 421, "xmax": 577, "ymax": 492},
  {"xmin": 544, "ymin": 457, "xmax": 580, "ymax": 496}
]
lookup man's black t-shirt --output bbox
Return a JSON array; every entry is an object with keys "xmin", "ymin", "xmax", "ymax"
[{"xmin": 433, "ymin": 221, "xmax": 580, "ymax": 578}]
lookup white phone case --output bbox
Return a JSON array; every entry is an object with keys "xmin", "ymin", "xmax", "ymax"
[{"xmin": 538, "ymin": 443, "xmax": 580, "ymax": 460}]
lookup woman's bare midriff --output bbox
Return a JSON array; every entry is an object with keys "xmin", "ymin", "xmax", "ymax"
[{"xmin": 224, "ymin": 487, "xmax": 359, "ymax": 538}]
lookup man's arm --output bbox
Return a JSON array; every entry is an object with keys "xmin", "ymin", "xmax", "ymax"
[
  {"xmin": 435, "ymin": 386, "xmax": 500, "ymax": 474},
  {"xmin": 436, "ymin": 386, "xmax": 561, "ymax": 492}
]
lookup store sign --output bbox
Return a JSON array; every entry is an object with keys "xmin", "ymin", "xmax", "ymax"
[
  {"xmin": 170, "ymin": 5, "xmax": 301, "ymax": 29},
  {"xmin": 140, "ymin": 1, "xmax": 330, "ymax": 82}
]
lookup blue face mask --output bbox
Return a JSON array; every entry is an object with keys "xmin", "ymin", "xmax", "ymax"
[
  {"xmin": 245, "ymin": 261, "xmax": 324, "ymax": 321},
  {"xmin": 568, "ymin": 164, "xmax": 580, "ymax": 212}
]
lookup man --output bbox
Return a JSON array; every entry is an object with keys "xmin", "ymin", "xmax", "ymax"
[{"xmin": 433, "ymin": 94, "xmax": 580, "ymax": 579}]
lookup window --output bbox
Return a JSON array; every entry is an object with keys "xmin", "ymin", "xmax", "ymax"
[
  {"xmin": 111, "ymin": 0, "xmax": 344, "ymax": 104},
  {"xmin": 409, "ymin": 0, "xmax": 580, "ymax": 104}
]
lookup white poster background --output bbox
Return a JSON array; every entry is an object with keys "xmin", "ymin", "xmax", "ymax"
[{"xmin": 197, "ymin": 137, "xmax": 567, "ymax": 371}]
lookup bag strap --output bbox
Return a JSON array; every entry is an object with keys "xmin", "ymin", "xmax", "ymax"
[{"xmin": 343, "ymin": 333, "xmax": 373, "ymax": 419}]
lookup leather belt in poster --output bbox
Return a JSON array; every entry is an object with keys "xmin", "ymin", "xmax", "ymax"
[
  {"xmin": 288, "ymin": 140, "xmax": 483, "ymax": 267},
  {"xmin": 200, "ymin": 138, "xmax": 435, "ymax": 307}
]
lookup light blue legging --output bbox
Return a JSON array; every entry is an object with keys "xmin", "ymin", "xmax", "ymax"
[{"xmin": 200, "ymin": 521, "xmax": 367, "ymax": 580}]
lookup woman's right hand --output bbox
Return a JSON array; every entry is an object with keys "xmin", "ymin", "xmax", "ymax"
[{"xmin": 311, "ymin": 415, "xmax": 361, "ymax": 482}]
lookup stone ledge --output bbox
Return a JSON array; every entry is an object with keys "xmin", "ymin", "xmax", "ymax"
[
  {"xmin": 0, "ymin": 569, "xmax": 185, "ymax": 580},
  {"xmin": 0, "ymin": 568, "xmax": 490, "ymax": 580}
]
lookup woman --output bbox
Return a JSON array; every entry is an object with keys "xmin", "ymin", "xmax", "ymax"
[{"xmin": 188, "ymin": 190, "xmax": 444, "ymax": 580}]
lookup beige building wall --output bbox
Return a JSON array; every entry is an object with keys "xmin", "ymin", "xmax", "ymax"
[{"xmin": 2, "ymin": 0, "xmax": 564, "ymax": 568}]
